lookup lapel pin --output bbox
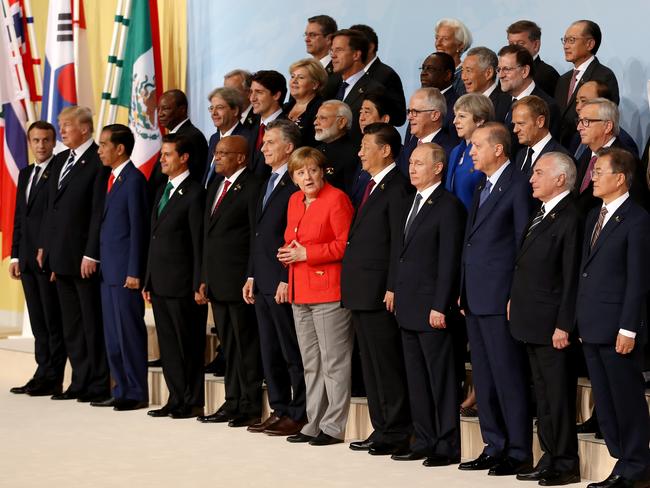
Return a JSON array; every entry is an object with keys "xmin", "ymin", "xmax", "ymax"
[
  {"xmin": 498, "ymin": 186, "xmax": 503, "ymax": 192},
  {"xmin": 234, "ymin": 184, "xmax": 241, "ymax": 191},
  {"xmin": 427, "ymin": 199, "xmax": 433, "ymax": 204},
  {"xmin": 358, "ymin": 87, "xmax": 365, "ymax": 94},
  {"xmin": 117, "ymin": 175, "xmax": 123, "ymax": 182},
  {"xmin": 380, "ymin": 183, "xmax": 385, "ymax": 190},
  {"xmin": 178, "ymin": 188, "xmax": 184, "ymax": 196},
  {"xmin": 550, "ymin": 212, "xmax": 556, "ymax": 219},
  {"xmin": 325, "ymin": 167, "xmax": 334, "ymax": 175},
  {"xmin": 42, "ymin": 173, "xmax": 49, "ymax": 180},
  {"xmin": 280, "ymin": 180, "xmax": 286, "ymax": 187},
  {"xmin": 81, "ymin": 160, "xmax": 86, "ymax": 165},
  {"xmin": 615, "ymin": 215, "xmax": 621, "ymax": 222}
]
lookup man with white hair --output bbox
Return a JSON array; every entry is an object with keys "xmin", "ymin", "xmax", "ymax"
[{"xmin": 434, "ymin": 18, "xmax": 473, "ymax": 95}]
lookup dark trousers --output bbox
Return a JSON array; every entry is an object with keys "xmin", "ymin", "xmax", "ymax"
[
  {"xmin": 151, "ymin": 294, "xmax": 205, "ymax": 409},
  {"xmin": 254, "ymin": 293, "xmax": 305, "ymax": 421},
  {"xmin": 100, "ymin": 283, "xmax": 148, "ymax": 401},
  {"xmin": 583, "ymin": 342, "xmax": 650, "ymax": 480},
  {"xmin": 21, "ymin": 267, "xmax": 66, "ymax": 384},
  {"xmin": 526, "ymin": 343, "xmax": 579, "ymax": 472},
  {"xmin": 465, "ymin": 312, "xmax": 532, "ymax": 461},
  {"xmin": 353, "ymin": 309, "xmax": 411, "ymax": 444},
  {"xmin": 56, "ymin": 274, "xmax": 109, "ymax": 396},
  {"xmin": 212, "ymin": 300, "xmax": 263, "ymax": 417},
  {"xmin": 401, "ymin": 328, "xmax": 460, "ymax": 458}
]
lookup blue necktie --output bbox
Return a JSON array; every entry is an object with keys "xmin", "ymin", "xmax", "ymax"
[
  {"xmin": 58, "ymin": 150, "xmax": 76, "ymax": 189},
  {"xmin": 262, "ymin": 172, "xmax": 279, "ymax": 209},
  {"xmin": 335, "ymin": 81, "xmax": 349, "ymax": 101},
  {"xmin": 204, "ymin": 158, "xmax": 216, "ymax": 189},
  {"xmin": 479, "ymin": 180, "xmax": 492, "ymax": 207}
]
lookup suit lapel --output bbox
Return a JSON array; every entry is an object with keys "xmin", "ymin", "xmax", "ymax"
[
  {"xmin": 154, "ymin": 176, "xmax": 191, "ymax": 229},
  {"xmin": 55, "ymin": 143, "xmax": 96, "ymax": 199},
  {"xmin": 470, "ymin": 165, "xmax": 513, "ymax": 235},
  {"xmin": 585, "ymin": 198, "xmax": 629, "ymax": 263},
  {"xmin": 210, "ymin": 169, "xmax": 249, "ymax": 229},
  {"xmin": 258, "ymin": 171, "xmax": 291, "ymax": 221},
  {"xmin": 344, "ymin": 75, "xmax": 369, "ymax": 110},
  {"xmin": 517, "ymin": 195, "xmax": 571, "ymax": 260},
  {"xmin": 350, "ymin": 167, "xmax": 396, "ymax": 235},
  {"xmin": 103, "ymin": 162, "xmax": 133, "ymax": 215},
  {"xmin": 402, "ymin": 185, "xmax": 443, "ymax": 252},
  {"xmin": 27, "ymin": 165, "xmax": 52, "ymax": 209},
  {"xmin": 561, "ymin": 58, "xmax": 599, "ymax": 116}
]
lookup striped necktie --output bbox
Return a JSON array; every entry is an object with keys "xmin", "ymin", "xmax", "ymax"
[
  {"xmin": 526, "ymin": 204, "xmax": 545, "ymax": 238},
  {"xmin": 590, "ymin": 207, "xmax": 608, "ymax": 250},
  {"xmin": 58, "ymin": 150, "xmax": 76, "ymax": 189}
]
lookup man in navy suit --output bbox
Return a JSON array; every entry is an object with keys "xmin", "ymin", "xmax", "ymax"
[
  {"xmin": 458, "ymin": 123, "xmax": 533, "ymax": 475},
  {"xmin": 511, "ymin": 96, "xmax": 570, "ymax": 178},
  {"xmin": 392, "ymin": 142, "xmax": 466, "ymax": 467},
  {"xmin": 576, "ymin": 147, "xmax": 650, "ymax": 488},
  {"xmin": 9, "ymin": 121, "xmax": 66, "ymax": 397},
  {"xmin": 243, "ymin": 120, "xmax": 305, "ymax": 436},
  {"xmin": 95, "ymin": 124, "xmax": 149, "ymax": 410}
]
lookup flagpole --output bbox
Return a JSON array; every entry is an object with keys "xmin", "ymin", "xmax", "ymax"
[
  {"xmin": 72, "ymin": 0, "xmax": 80, "ymax": 106},
  {"xmin": 96, "ymin": 0, "xmax": 125, "ymax": 140},
  {"xmin": 22, "ymin": 0, "xmax": 43, "ymax": 108},
  {"xmin": 107, "ymin": 0, "xmax": 132, "ymax": 124}
]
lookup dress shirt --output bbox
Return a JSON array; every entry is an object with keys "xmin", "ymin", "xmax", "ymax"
[
  {"xmin": 240, "ymin": 105, "xmax": 253, "ymax": 124},
  {"xmin": 368, "ymin": 162, "xmax": 396, "ymax": 195},
  {"xmin": 591, "ymin": 137, "xmax": 616, "ymax": 158},
  {"xmin": 168, "ymin": 169, "xmax": 191, "ymax": 198},
  {"xmin": 212, "ymin": 166, "xmax": 246, "ymax": 211},
  {"xmin": 513, "ymin": 80, "xmax": 536, "ymax": 100},
  {"xmin": 482, "ymin": 81, "xmax": 499, "ymax": 98},
  {"xmin": 529, "ymin": 132, "xmax": 553, "ymax": 166},
  {"xmin": 26, "ymin": 156, "xmax": 54, "ymax": 201},
  {"xmin": 419, "ymin": 129, "xmax": 441, "ymax": 144},
  {"xmin": 540, "ymin": 190, "xmax": 570, "ymax": 217},
  {"xmin": 319, "ymin": 54, "xmax": 332, "ymax": 68},
  {"xmin": 219, "ymin": 123, "xmax": 238, "ymax": 138},
  {"xmin": 342, "ymin": 69, "xmax": 366, "ymax": 99},
  {"xmin": 484, "ymin": 161, "xmax": 511, "ymax": 194},
  {"xmin": 269, "ymin": 163, "xmax": 288, "ymax": 192},
  {"xmin": 572, "ymin": 56, "xmax": 595, "ymax": 88},
  {"xmin": 407, "ymin": 181, "xmax": 441, "ymax": 221},
  {"xmin": 261, "ymin": 108, "xmax": 283, "ymax": 126},
  {"xmin": 363, "ymin": 56, "xmax": 378, "ymax": 73},
  {"xmin": 66, "ymin": 138, "xmax": 94, "ymax": 165},
  {"xmin": 169, "ymin": 118, "xmax": 189, "ymax": 134},
  {"xmin": 111, "ymin": 160, "xmax": 130, "ymax": 180},
  {"xmin": 440, "ymin": 85, "xmax": 452, "ymax": 95}
]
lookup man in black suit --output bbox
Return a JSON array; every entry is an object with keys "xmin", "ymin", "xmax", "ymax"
[
  {"xmin": 144, "ymin": 134, "xmax": 205, "ymax": 419},
  {"xmin": 330, "ymin": 29, "xmax": 383, "ymax": 144},
  {"xmin": 9, "ymin": 121, "xmax": 65, "ymax": 397},
  {"xmin": 304, "ymin": 15, "xmax": 339, "ymax": 100},
  {"xmin": 576, "ymin": 147, "xmax": 650, "ymax": 488},
  {"xmin": 512, "ymin": 96, "xmax": 570, "ymax": 178},
  {"xmin": 40, "ymin": 106, "xmax": 110, "ymax": 403},
  {"xmin": 420, "ymin": 52, "xmax": 459, "ymax": 137},
  {"xmin": 458, "ymin": 123, "xmax": 534, "ymax": 476},
  {"xmin": 341, "ymin": 123, "xmax": 412, "ymax": 457},
  {"xmin": 555, "ymin": 20, "xmax": 619, "ymax": 147},
  {"xmin": 509, "ymin": 152, "xmax": 581, "ymax": 486},
  {"xmin": 397, "ymin": 88, "xmax": 459, "ymax": 176},
  {"xmin": 462, "ymin": 47, "xmax": 512, "ymax": 123},
  {"xmin": 392, "ymin": 142, "xmax": 466, "ymax": 466},
  {"xmin": 224, "ymin": 69, "xmax": 257, "ymax": 133},
  {"xmin": 248, "ymin": 70, "xmax": 287, "ymax": 178},
  {"xmin": 349, "ymin": 24, "xmax": 406, "ymax": 126},
  {"xmin": 506, "ymin": 20, "xmax": 560, "ymax": 97},
  {"xmin": 197, "ymin": 135, "xmax": 264, "ymax": 428},
  {"xmin": 242, "ymin": 120, "xmax": 305, "ymax": 436}
]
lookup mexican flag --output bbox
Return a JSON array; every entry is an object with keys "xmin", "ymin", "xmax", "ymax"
[{"xmin": 116, "ymin": 0, "xmax": 162, "ymax": 179}]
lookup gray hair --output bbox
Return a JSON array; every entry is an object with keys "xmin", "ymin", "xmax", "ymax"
[
  {"xmin": 207, "ymin": 86, "xmax": 245, "ymax": 113},
  {"xmin": 454, "ymin": 93, "xmax": 495, "ymax": 123},
  {"xmin": 266, "ymin": 119, "xmax": 302, "ymax": 148},
  {"xmin": 466, "ymin": 46, "xmax": 498, "ymax": 79},
  {"xmin": 322, "ymin": 100, "xmax": 353, "ymax": 131},
  {"xmin": 224, "ymin": 69, "xmax": 253, "ymax": 90},
  {"xmin": 543, "ymin": 152, "xmax": 577, "ymax": 191},
  {"xmin": 414, "ymin": 87, "xmax": 447, "ymax": 119},
  {"xmin": 583, "ymin": 97, "xmax": 620, "ymax": 136},
  {"xmin": 435, "ymin": 18, "xmax": 473, "ymax": 54}
]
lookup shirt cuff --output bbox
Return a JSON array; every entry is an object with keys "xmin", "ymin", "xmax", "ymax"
[
  {"xmin": 83, "ymin": 256, "xmax": 100, "ymax": 263},
  {"xmin": 619, "ymin": 328, "xmax": 637, "ymax": 339},
  {"xmin": 10, "ymin": 258, "xmax": 18, "ymax": 264}
]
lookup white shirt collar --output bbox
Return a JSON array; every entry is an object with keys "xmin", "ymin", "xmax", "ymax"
[
  {"xmin": 514, "ymin": 80, "xmax": 536, "ymax": 100},
  {"xmin": 575, "ymin": 55, "xmax": 595, "ymax": 73},
  {"xmin": 344, "ymin": 69, "xmax": 366, "ymax": 88},
  {"xmin": 541, "ymin": 190, "xmax": 571, "ymax": 217},
  {"xmin": 111, "ymin": 160, "xmax": 130, "ymax": 179},
  {"xmin": 370, "ymin": 162, "xmax": 396, "ymax": 190},
  {"xmin": 169, "ymin": 118, "xmax": 189, "ymax": 134},
  {"xmin": 68, "ymin": 137, "xmax": 94, "ymax": 162},
  {"xmin": 364, "ymin": 56, "xmax": 378, "ymax": 72},
  {"xmin": 319, "ymin": 54, "xmax": 332, "ymax": 68},
  {"xmin": 34, "ymin": 155, "xmax": 54, "ymax": 170},
  {"xmin": 415, "ymin": 181, "xmax": 441, "ymax": 206},
  {"xmin": 240, "ymin": 105, "xmax": 252, "ymax": 123},
  {"xmin": 261, "ymin": 108, "xmax": 283, "ymax": 126},
  {"xmin": 440, "ymin": 85, "xmax": 451, "ymax": 94},
  {"xmin": 269, "ymin": 163, "xmax": 288, "ymax": 189},
  {"xmin": 601, "ymin": 192, "xmax": 629, "ymax": 227},
  {"xmin": 486, "ymin": 160, "xmax": 511, "ymax": 191},
  {"xmin": 482, "ymin": 81, "xmax": 499, "ymax": 98},
  {"xmin": 225, "ymin": 166, "xmax": 246, "ymax": 185},
  {"xmin": 530, "ymin": 132, "xmax": 553, "ymax": 162},
  {"xmin": 591, "ymin": 137, "xmax": 617, "ymax": 157},
  {"xmin": 220, "ymin": 122, "xmax": 239, "ymax": 138},
  {"xmin": 420, "ymin": 128, "xmax": 441, "ymax": 144},
  {"xmin": 168, "ymin": 169, "xmax": 190, "ymax": 197}
]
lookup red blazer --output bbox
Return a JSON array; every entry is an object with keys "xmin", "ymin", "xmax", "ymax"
[{"xmin": 284, "ymin": 182, "xmax": 353, "ymax": 304}]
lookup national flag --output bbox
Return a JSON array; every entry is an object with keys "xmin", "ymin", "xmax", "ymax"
[
  {"xmin": 73, "ymin": 0, "xmax": 93, "ymax": 111},
  {"xmin": 7, "ymin": 0, "xmax": 39, "ymax": 103},
  {"xmin": 115, "ymin": 0, "xmax": 162, "ymax": 179}
]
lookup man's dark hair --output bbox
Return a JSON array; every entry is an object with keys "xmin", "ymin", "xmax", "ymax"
[
  {"xmin": 589, "ymin": 80, "xmax": 613, "ymax": 101},
  {"xmin": 576, "ymin": 20, "xmax": 602, "ymax": 55},
  {"xmin": 363, "ymin": 90, "xmax": 397, "ymax": 122},
  {"xmin": 506, "ymin": 20, "xmax": 542, "ymax": 41},
  {"xmin": 332, "ymin": 29, "xmax": 370, "ymax": 64},
  {"xmin": 497, "ymin": 44, "xmax": 535, "ymax": 77},
  {"xmin": 102, "ymin": 124, "xmax": 135, "ymax": 156},
  {"xmin": 27, "ymin": 120, "xmax": 56, "ymax": 140},
  {"xmin": 162, "ymin": 89, "xmax": 188, "ymax": 109},
  {"xmin": 430, "ymin": 52, "xmax": 456, "ymax": 74},
  {"xmin": 350, "ymin": 24, "xmax": 378, "ymax": 52},
  {"xmin": 251, "ymin": 70, "xmax": 288, "ymax": 106},
  {"xmin": 308, "ymin": 15, "xmax": 338, "ymax": 37},
  {"xmin": 597, "ymin": 147, "xmax": 635, "ymax": 189},
  {"xmin": 363, "ymin": 122, "xmax": 402, "ymax": 159},
  {"xmin": 162, "ymin": 133, "xmax": 191, "ymax": 157}
]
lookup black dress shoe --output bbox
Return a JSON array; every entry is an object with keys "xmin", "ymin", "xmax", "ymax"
[
  {"xmin": 309, "ymin": 431, "xmax": 344, "ymax": 446},
  {"xmin": 349, "ymin": 439, "xmax": 374, "ymax": 451},
  {"xmin": 27, "ymin": 382, "xmax": 62, "ymax": 397},
  {"xmin": 368, "ymin": 443, "xmax": 403, "ymax": 456},
  {"xmin": 147, "ymin": 406, "xmax": 172, "ymax": 417},
  {"xmin": 423, "ymin": 454, "xmax": 460, "ymax": 467},
  {"xmin": 169, "ymin": 406, "xmax": 204, "ymax": 419},
  {"xmin": 228, "ymin": 415, "xmax": 261, "ymax": 428},
  {"xmin": 488, "ymin": 457, "xmax": 533, "ymax": 476},
  {"xmin": 391, "ymin": 451, "xmax": 426, "ymax": 461},
  {"xmin": 147, "ymin": 359, "xmax": 162, "ymax": 367},
  {"xmin": 458, "ymin": 453, "xmax": 502, "ymax": 471},
  {"xmin": 197, "ymin": 410, "xmax": 235, "ymax": 423},
  {"xmin": 90, "ymin": 397, "xmax": 117, "ymax": 407},
  {"xmin": 587, "ymin": 474, "xmax": 630, "ymax": 488},
  {"xmin": 287, "ymin": 432, "xmax": 314, "ymax": 443},
  {"xmin": 113, "ymin": 399, "xmax": 149, "ymax": 411},
  {"xmin": 577, "ymin": 415, "xmax": 600, "ymax": 434},
  {"xmin": 10, "ymin": 379, "xmax": 36, "ymax": 394},
  {"xmin": 517, "ymin": 467, "xmax": 553, "ymax": 481},
  {"xmin": 51, "ymin": 389, "xmax": 81, "ymax": 400},
  {"xmin": 539, "ymin": 470, "xmax": 581, "ymax": 486}
]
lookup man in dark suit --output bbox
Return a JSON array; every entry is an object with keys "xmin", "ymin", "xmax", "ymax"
[
  {"xmin": 330, "ymin": 29, "xmax": 384, "ymax": 143},
  {"xmin": 95, "ymin": 124, "xmax": 149, "ymax": 411},
  {"xmin": 462, "ymin": 47, "xmax": 512, "ymax": 123},
  {"xmin": 224, "ymin": 69, "xmax": 257, "ymax": 133},
  {"xmin": 40, "ymin": 106, "xmax": 110, "ymax": 403},
  {"xmin": 555, "ymin": 20, "xmax": 619, "ymax": 147},
  {"xmin": 506, "ymin": 20, "xmax": 560, "ymax": 97},
  {"xmin": 576, "ymin": 147, "xmax": 650, "ymax": 488},
  {"xmin": 349, "ymin": 24, "xmax": 406, "ymax": 126},
  {"xmin": 341, "ymin": 123, "xmax": 412, "ymax": 457},
  {"xmin": 304, "ymin": 15, "xmax": 339, "ymax": 100},
  {"xmin": 196, "ymin": 135, "xmax": 264, "ymax": 428},
  {"xmin": 242, "ymin": 121, "xmax": 305, "ymax": 436},
  {"xmin": 397, "ymin": 88, "xmax": 459, "ymax": 176},
  {"xmin": 392, "ymin": 142, "xmax": 466, "ymax": 466},
  {"xmin": 458, "ymin": 123, "xmax": 534, "ymax": 475},
  {"xmin": 148, "ymin": 90, "xmax": 209, "ymax": 204},
  {"xmin": 248, "ymin": 70, "xmax": 287, "ymax": 178},
  {"xmin": 509, "ymin": 152, "xmax": 581, "ymax": 486},
  {"xmin": 512, "ymin": 96, "xmax": 570, "ymax": 178},
  {"xmin": 144, "ymin": 134, "xmax": 205, "ymax": 419},
  {"xmin": 9, "ymin": 121, "xmax": 65, "ymax": 397},
  {"xmin": 420, "ymin": 52, "xmax": 459, "ymax": 137}
]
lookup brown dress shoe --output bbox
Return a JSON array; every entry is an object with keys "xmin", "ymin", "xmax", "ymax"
[
  {"xmin": 264, "ymin": 417, "xmax": 306, "ymax": 436},
  {"xmin": 247, "ymin": 413, "xmax": 282, "ymax": 433}
]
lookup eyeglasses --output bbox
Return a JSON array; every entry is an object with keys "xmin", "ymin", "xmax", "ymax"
[
  {"xmin": 496, "ymin": 65, "xmax": 521, "ymax": 74},
  {"xmin": 214, "ymin": 151, "xmax": 243, "ymax": 157},
  {"xmin": 419, "ymin": 66, "xmax": 445, "ymax": 73},
  {"xmin": 406, "ymin": 108, "xmax": 436, "ymax": 116},
  {"xmin": 591, "ymin": 170, "xmax": 620, "ymax": 179},
  {"xmin": 560, "ymin": 36, "xmax": 593, "ymax": 45},
  {"xmin": 208, "ymin": 105, "xmax": 228, "ymax": 112},
  {"xmin": 577, "ymin": 118, "xmax": 605, "ymax": 127}
]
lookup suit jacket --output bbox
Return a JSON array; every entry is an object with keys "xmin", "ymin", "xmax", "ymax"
[
  {"xmin": 341, "ymin": 167, "xmax": 412, "ymax": 310},
  {"xmin": 443, "ymin": 87, "xmax": 460, "ymax": 138},
  {"xmin": 444, "ymin": 141, "xmax": 484, "ymax": 210},
  {"xmin": 316, "ymin": 133, "xmax": 361, "ymax": 198},
  {"xmin": 202, "ymin": 169, "xmax": 263, "ymax": 301},
  {"xmin": 460, "ymin": 163, "xmax": 533, "ymax": 314},
  {"xmin": 554, "ymin": 57, "xmax": 620, "ymax": 146},
  {"xmin": 284, "ymin": 183, "xmax": 353, "ymax": 304},
  {"xmin": 394, "ymin": 185, "xmax": 466, "ymax": 331},
  {"xmin": 42, "ymin": 142, "xmax": 109, "ymax": 276},
  {"xmin": 248, "ymin": 171, "xmax": 298, "ymax": 295},
  {"xmin": 100, "ymin": 162, "xmax": 149, "ymax": 286},
  {"xmin": 282, "ymin": 96, "xmax": 323, "ymax": 148},
  {"xmin": 533, "ymin": 56, "xmax": 560, "ymax": 99},
  {"xmin": 576, "ymin": 197, "xmax": 650, "ymax": 344},
  {"xmin": 513, "ymin": 135, "xmax": 570, "ymax": 178},
  {"xmin": 203, "ymin": 122, "xmax": 252, "ymax": 188},
  {"xmin": 145, "ymin": 175, "xmax": 204, "ymax": 298},
  {"xmin": 322, "ymin": 60, "xmax": 341, "ymax": 100},
  {"xmin": 396, "ymin": 128, "xmax": 460, "ymax": 177},
  {"xmin": 509, "ymin": 194, "xmax": 582, "ymax": 344},
  {"xmin": 489, "ymin": 85, "xmax": 513, "ymax": 123},
  {"xmin": 364, "ymin": 58, "xmax": 407, "ymax": 126},
  {"xmin": 342, "ymin": 73, "xmax": 385, "ymax": 143}
]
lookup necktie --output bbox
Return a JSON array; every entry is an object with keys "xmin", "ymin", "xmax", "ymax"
[
  {"xmin": 27, "ymin": 166, "xmax": 40, "ymax": 202},
  {"xmin": 262, "ymin": 172, "xmax": 279, "ymax": 209},
  {"xmin": 212, "ymin": 180, "xmax": 231, "ymax": 215},
  {"xmin": 526, "ymin": 204, "xmax": 545, "ymax": 238},
  {"xmin": 505, "ymin": 97, "xmax": 516, "ymax": 125},
  {"xmin": 255, "ymin": 123, "xmax": 266, "ymax": 151},
  {"xmin": 404, "ymin": 193, "xmax": 423, "ymax": 238},
  {"xmin": 479, "ymin": 179, "xmax": 493, "ymax": 207},
  {"xmin": 567, "ymin": 69, "xmax": 579, "ymax": 105},
  {"xmin": 359, "ymin": 179, "xmax": 376, "ymax": 209},
  {"xmin": 204, "ymin": 158, "xmax": 216, "ymax": 189},
  {"xmin": 579, "ymin": 155, "xmax": 597, "ymax": 193},
  {"xmin": 590, "ymin": 206, "xmax": 608, "ymax": 249},
  {"xmin": 107, "ymin": 173, "xmax": 115, "ymax": 194},
  {"xmin": 521, "ymin": 147, "xmax": 534, "ymax": 175},
  {"xmin": 58, "ymin": 150, "xmax": 76, "ymax": 189},
  {"xmin": 335, "ymin": 81, "xmax": 349, "ymax": 101},
  {"xmin": 157, "ymin": 181, "xmax": 174, "ymax": 216}
]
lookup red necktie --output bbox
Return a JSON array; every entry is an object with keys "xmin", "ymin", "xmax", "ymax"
[
  {"xmin": 212, "ymin": 180, "xmax": 231, "ymax": 215},
  {"xmin": 359, "ymin": 179, "xmax": 375, "ymax": 208},
  {"xmin": 567, "ymin": 69, "xmax": 579, "ymax": 105},
  {"xmin": 107, "ymin": 173, "xmax": 115, "ymax": 193},
  {"xmin": 255, "ymin": 123, "xmax": 266, "ymax": 151},
  {"xmin": 579, "ymin": 155, "xmax": 597, "ymax": 193}
]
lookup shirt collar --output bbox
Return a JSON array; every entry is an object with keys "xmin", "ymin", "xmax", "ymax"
[
  {"xmin": 364, "ymin": 56, "xmax": 378, "ymax": 72},
  {"xmin": 514, "ymin": 80, "xmax": 536, "ymax": 100},
  {"xmin": 575, "ymin": 55, "xmax": 595, "ymax": 73},
  {"xmin": 240, "ymin": 105, "xmax": 252, "ymax": 123},
  {"xmin": 541, "ymin": 190, "xmax": 571, "ymax": 216},
  {"xmin": 68, "ymin": 137, "xmax": 94, "ymax": 162},
  {"xmin": 261, "ymin": 108, "xmax": 283, "ymax": 126},
  {"xmin": 169, "ymin": 118, "xmax": 189, "ymax": 134},
  {"xmin": 34, "ymin": 154, "xmax": 54, "ymax": 170},
  {"xmin": 112, "ymin": 160, "xmax": 130, "ymax": 179},
  {"xmin": 416, "ymin": 181, "xmax": 441, "ymax": 203},
  {"xmin": 319, "ymin": 54, "xmax": 332, "ymax": 68},
  {"xmin": 225, "ymin": 166, "xmax": 246, "ymax": 185},
  {"xmin": 371, "ymin": 162, "xmax": 396, "ymax": 186},
  {"xmin": 344, "ymin": 69, "xmax": 366, "ymax": 88},
  {"xmin": 272, "ymin": 163, "xmax": 289, "ymax": 181},
  {"xmin": 420, "ymin": 128, "xmax": 441, "ymax": 144},
  {"xmin": 482, "ymin": 81, "xmax": 499, "ymax": 98},
  {"xmin": 220, "ymin": 122, "xmax": 239, "ymax": 138},
  {"xmin": 530, "ymin": 132, "xmax": 553, "ymax": 160},
  {"xmin": 486, "ymin": 160, "xmax": 511, "ymax": 188},
  {"xmin": 169, "ymin": 169, "xmax": 190, "ymax": 189},
  {"xmin": 591, "ymin": 137, "xmax": 617, "ymax": 157},
  {"xmin": 602, "ymin": 192, "xmax": 629, "ymax": 220},
  {"xmin": 440, "ymin": 85, "xmax": 451, "ymax": 94}
]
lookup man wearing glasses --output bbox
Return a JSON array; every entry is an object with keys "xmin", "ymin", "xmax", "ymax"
[{"xmin": 304, "ymin": 15, "xmax": 339, "ymax": 99}]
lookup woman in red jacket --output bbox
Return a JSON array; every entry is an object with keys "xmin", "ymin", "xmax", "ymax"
[{"xmin": 277, "ymin": 146, "xmax": 354, "ymax": 446}]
